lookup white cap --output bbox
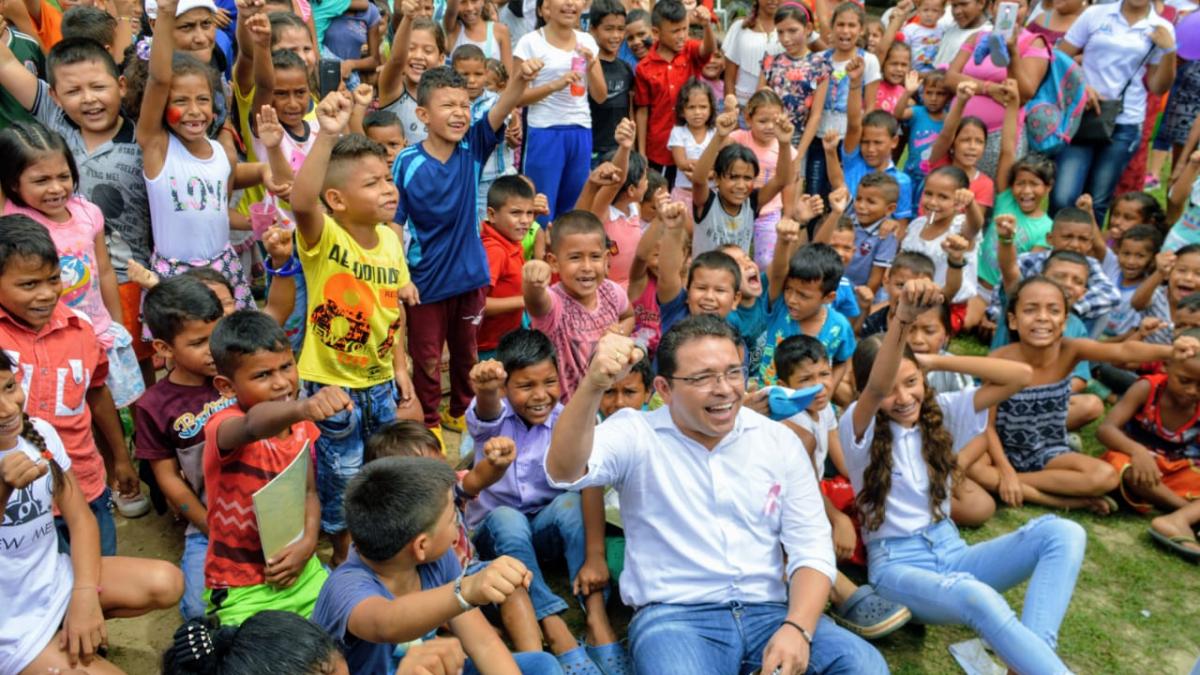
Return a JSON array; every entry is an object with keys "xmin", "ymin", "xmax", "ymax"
[{"xmin": 144, "ymin": 0, "xmax": 219, "ymax": 21}]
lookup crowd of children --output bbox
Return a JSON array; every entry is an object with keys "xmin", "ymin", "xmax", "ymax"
[{"xmin": 1, "ymin": 0, "xmax": 1200, "ymax": 671}]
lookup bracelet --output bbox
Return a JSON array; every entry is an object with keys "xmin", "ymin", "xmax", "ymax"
[
  {"xmin": 265, "ymin": 254, "xmax": 301, "ymax": 278},
  {"xmin": 947, "ymin": 258, "xmax": 967, "ymax": 269},
  {"xmin": 781, "ymin": 620, "xmax": 813, "ymax": 646},
  {"xmin": 997, "ymin": 235, "xmax": 1015, "ymax": 245}
]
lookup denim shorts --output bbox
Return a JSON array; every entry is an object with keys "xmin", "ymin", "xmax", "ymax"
[
  {"xmin": 56, "ymin": 486, "xmax": 116, "ymax": 556},
  {"xmin": 303, "ymin": 379, "xmax": 400, "ymax": 533}
]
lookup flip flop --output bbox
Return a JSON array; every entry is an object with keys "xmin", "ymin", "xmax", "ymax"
[{"xmin": 1148, "ymin": 527, "xmax": 1200, "ymax": 562}]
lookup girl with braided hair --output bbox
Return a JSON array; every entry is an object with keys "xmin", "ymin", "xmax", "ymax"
[
  {"xmin": 0, "ymin": 349, "xmax": 183, "ymax": 674},
  {"xmin": 840, "ymin": 277, "xmax": 1085, "ymax": 675}
]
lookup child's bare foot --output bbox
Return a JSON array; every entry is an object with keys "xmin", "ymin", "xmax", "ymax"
[
  {"xmin": 127, "ymin": 259, "xmax": 160, "ymax": 289},
  {"xmin": 1150, "ymin": 513, "xmax": 1200, "ymax": 559},
  {"xmin": 1084, "ymin": 495, "xmax": 1118, "ymax": 516}
]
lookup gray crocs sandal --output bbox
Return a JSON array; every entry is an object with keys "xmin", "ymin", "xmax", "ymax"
[{"xmin": 830, "ymin": 585, "xmax": 912, "ymax": 640}]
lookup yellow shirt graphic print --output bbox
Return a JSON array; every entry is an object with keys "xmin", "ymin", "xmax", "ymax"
[{"xmin": 298, "ymin": 216, "xmax": 411, "ymax": 389}]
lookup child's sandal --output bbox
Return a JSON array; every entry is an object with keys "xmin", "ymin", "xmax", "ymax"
[
  {"xmin": 556, "ymin": 643, "xmax": 604, "ymax": 675},
  {"xmin": 585, "ymin": 642, "xmax": 634, "ymax": 675}
]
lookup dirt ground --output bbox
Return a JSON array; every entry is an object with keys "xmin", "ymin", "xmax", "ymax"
[{"xmin": 106, "ymin": 431, "xmax": 467, "ymax": 674}]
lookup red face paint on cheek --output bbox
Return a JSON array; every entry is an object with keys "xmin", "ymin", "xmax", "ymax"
[{"xmin": 166, "ymin": 106, "xmax": 183, "ymax": 125}]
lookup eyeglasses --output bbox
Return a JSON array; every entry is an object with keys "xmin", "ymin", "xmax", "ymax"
[{"xmin": 668, "ymin": 366, "xmax": 748, "ymax": 389}]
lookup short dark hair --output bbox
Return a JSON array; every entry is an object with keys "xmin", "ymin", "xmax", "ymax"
[
  {"xmin": 417, "ymin": 65, "xmax": 465, "ymax": 106},
  {"xmin": 788, "ymin": 243, "xmax": 843, "ymax": 295},
  {"xmin": 451, "ymin": 43, "xmax": 486, "ymax": 65},
  {"xmin": 926, "ymin": 165, "xmax": 969, "ymax": 190},
  {"xmin": 1120, "ymin": 224, "xmax": 1163, "ymax": 253},
  {"xmin": 626, "ymin": 8, "xmax": 649, "ymax": 24},
  {"xmin": 364, "ymin": 421, "xmax": 441, "ymax": 463},
  {"xmin": 184, "ymin": 267, "xmax": 236, "ymax": 299},
  {"xmin": 46, "ymin": 37, "xmax": 119, "ymax": 87},
  {"xmin": 600, "ymin": 148, "xmax": 647, "ymax": 197},
  {"xmin": 1044, "ymin": 249, "xmax": 1090, "ymax": 271},
  {"xmin": 862, "ymin": 110, "xmax": 899, "ymax": 137},
  {"xmin": 1177, "ymin": 291, "xmax": 1200, "ymax": 313},
  {"xmin": 1009, "ymin": 152, "xmax": 1055, "ymax": 189},
  {"xmin": 0, "ymin": 214, "xmax": 58, "ymax": 275},
  {"xmin": 891, "ymin": 250, "xmax": 936, "ymax": 279},
  {"xmin": 363, "ymin": 109, "xmax": 403, "ymax": 132},
  {"xmin": 1177, "ymin": 243, "xmax": 1200, "ymax": 260},
  {"xmin": 688, "ymin": 250, "xmax": 742, "ymax": 294},
  {"xmin": 775, "ymin": 334, "xmax": 828, "ymax": 383},
  {"xmin": 271, "ymin": 47, "xmax": 308, "ymax": 74},
  {"xmin": 344, "ymin": 456, "xmax": 456, "ymax": 561},
  {"xmin": 548, "ymin": 209, "xmax": 606, "ymax": 252},
  {"xmin": 143, "ymin": 275, "xmax": 224, "ymax": 344},
  {"xmin": 714, "ymin": 143, "xmax": 759, "ymax": 177},
  {"xmin": 628, "ymin": 356, "xmax": 653, "ymax": 390},
  {"xmin": 657, "ymin": 314, "xmax": 741, "ymax": 379},
  {"xmin": 589, "ymin": 0, "xmax": 626, "ymax": 27},
  {"xmin": 652, "ymin": 0, "xmax": 686, "ymax": 25},
  {"xmin": 209, "ymin": 310, "xmax": 292, "ymax": 378},
  {"xmin": 1052, "ymin": 206, "xmax": 1093, "ymax": 230},
  {"xmin": 325, "ymin": 133, "xmax": 389, "ymax": 197},
  {"xmin": 858, "ymin": 171, "xmax": 900, "ymax": 204},
  {"xmin": 61, "ymin": 6, "xmax": 117, "ymax": 47},
  {"xmin": 644, "ymin": 169, "xmax": 667, "ymax": 199},
  {"xmin": 497, "ymin": 328, "xmax": 557, "ymax": 380},
  {"xmin": 488, "ymin": 174, "xmax": 536, "ymax": 210}
]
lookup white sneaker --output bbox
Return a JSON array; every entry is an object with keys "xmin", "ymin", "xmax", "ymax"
[{"xmin": 113, "ymin": 491, "xmax": 151, "ymax": 518}]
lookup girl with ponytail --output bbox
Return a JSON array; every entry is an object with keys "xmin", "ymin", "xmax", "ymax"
[
  {"xmin": 842, "ymin": 277, "xmax": 1086, "ymax": 675},
  {"xmin": 0, "ymin": 349, "xmax": 183, "ymax": 674}
]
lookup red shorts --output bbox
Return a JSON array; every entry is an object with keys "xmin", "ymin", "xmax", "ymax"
[
  {"xmin": 118, "ymin": 281, "xmax": 154, "ymax": 361},
  {"xmin": 1103, "ymin": 450, "xmax": 1200, "ymax": 512},
  {"xmin": 821, "ymin": 475, "xmax": 867, "ymax": 567}
]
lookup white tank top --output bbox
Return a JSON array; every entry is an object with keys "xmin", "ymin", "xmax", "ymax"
[
  {"xmin": 452, "ymin": 20, "xmax": 498, "ymax": 60},
  {"xmin": 145, "ymin": 135, "xmax": 232, "ymax": 262}
]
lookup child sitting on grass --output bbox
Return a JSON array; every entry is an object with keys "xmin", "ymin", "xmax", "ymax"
[
  {"xmin": 466, "ymin": 329, "xmax": 628, "ymax": 674},
  {"xmin": 312, "ymin": 456, "xmax": 561, "ymax": 674},
  {"xmin": 203, "ymin": 311, "xmax": 350, "ymax": 624},
  {"xmin": 362, "ymin": 420, "xmax": 547, "ymax": 655}
]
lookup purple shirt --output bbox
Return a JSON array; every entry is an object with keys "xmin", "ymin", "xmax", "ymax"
[{"xmin": 464, "ymin": 398, "xmax": 565, "ymax": 529}]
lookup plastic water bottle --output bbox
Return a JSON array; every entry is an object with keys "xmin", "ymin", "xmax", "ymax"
[{"xmin": 570, "ymin": 52, "xmax": 586, "ymax": 97}]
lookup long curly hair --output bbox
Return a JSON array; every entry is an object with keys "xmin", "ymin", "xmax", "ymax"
[{"xmin": 851, "ymin": 336, "xmax": 957, "ymax": 533}]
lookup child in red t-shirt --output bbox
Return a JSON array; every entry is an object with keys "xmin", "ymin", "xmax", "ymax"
[
  {"xmin": 202, "ymin": 310, "xmax": 353, "ymax": 625},
  {"xmin": 633, "ymin": 0, "xmax": 715, "ymax": 176},
  {"xmin": 479, "ymin": 176, "xmax": 539, "ymax": 359}
]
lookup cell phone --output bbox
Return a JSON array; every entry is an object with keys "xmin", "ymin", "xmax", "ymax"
[
  {"xmin": 995, "ymin": 2, "xmax": 1019, "ymax": 40},
  {"xmin": 318, "ymin": 59, "xmax": 342, "ymax": 98}
]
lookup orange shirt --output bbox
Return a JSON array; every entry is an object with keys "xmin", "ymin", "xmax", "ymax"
[
  {"xmin": 31, "ymin": 0, "xmax": 62, "ymax": 51},
  {"xmin": 0, "ymin": 303, "xmax": 109, "ymax": 502}
]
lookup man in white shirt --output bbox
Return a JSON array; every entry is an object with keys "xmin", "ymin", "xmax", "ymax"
[{"xmin": 544, "ymin": 315, "xmax": 888, "ymax": 675}]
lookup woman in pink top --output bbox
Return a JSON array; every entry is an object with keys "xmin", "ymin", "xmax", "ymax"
[{"xmin": 945, "ymin": 0, "xmax": 1049, "ymax": 177}]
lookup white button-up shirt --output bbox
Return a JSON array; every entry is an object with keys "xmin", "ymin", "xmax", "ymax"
[
  {"xmin": 1065, "ymin": 2, "xmax": 1174, "ymax": 125},
  {"xmin": 839, "ymin": 387, "xmax": 988, "ymax": 543},
  {"xmin": 546, "ymin": 406, "xmax": 835, "ymax": 609}
]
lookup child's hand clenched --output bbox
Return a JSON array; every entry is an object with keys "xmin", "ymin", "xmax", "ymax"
[
  {"xmin": 614, "ymin": 117, "xmax": 636, "ymax": 149},
  {"xmin": 994, "ymin": 213, "xmax": 1017, "ymax": 242},
  {"xmin": 1172, "ymin": 334, "xmax": 1200, "ymax": 361},
  {"xmin": 828, "ymin": 185, "xmax": 850, "ymax": 213},
  {"xmin": 523, "ymin": 259, "xmax": 552, "ymax": 290},
  {"xmin": 462, "ymin": 556, "xmax": 532, "ymax": 605},
  {"xmin": 776, "ymin": 217, "xmax": 801, "ymax": 245},
  {"xmin": 895, "ymin": 278, "xmax": 943, "ymax": 323},
  {"xmin": 482, "ymin": 436, "xmax": 517, "ymax": 469},
  {"xmin": 942, "ymin": 233, "xmax": 969, "ymax": 264},
  {"xmin": 303, "ymin": 386, "xmax": 353, "ymax": 422},
  {"xmin": 469, "ymin": 360, "xmax": 508, "ymax": 396},
  {"xmin": 585, "ymin": 333, "xmax": 645, "ymax": 391},
  {"xmin": 1, "ymin": 451, "xmax": 47, "ymax": 490},
  {"xmin": 953, "ymin": 188, "xmax": 975, "ymax": 213},
  {"xmin": 315, "ymin": 91, "xmax": 353, "ymax": 135}
]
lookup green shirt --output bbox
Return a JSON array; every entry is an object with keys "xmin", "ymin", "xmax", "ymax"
[
  {"xmin": 978, "ymin": 189, "xmax": 1053, "ymax": 288},
  {"xmin": 0, "ymin": 29, "xmax": 45, "ymax": 129}
]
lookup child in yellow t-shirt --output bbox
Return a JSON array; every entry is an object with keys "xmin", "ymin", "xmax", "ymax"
[{"xmin": 290, "ymin": 90, "xmax": 421, "ymax": 566}]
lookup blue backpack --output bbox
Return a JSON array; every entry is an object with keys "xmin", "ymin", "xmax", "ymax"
[{"xmin": 1024, "ymin": 45, "xmax": 1087, "ymax": 156}]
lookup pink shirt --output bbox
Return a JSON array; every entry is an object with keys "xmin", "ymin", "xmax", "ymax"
[
  {"xmin": 604, "ymin": 204, "xmax": 642, "ymax": 289},
  {"xmin": 729, "ymin": 129, "xmax": 782, "ymax": 215},
  {"xmin": 531, "ymin": 280, "xmax": 629, "ymax": 402},
  {"xmin": 875, "ymin": 81, "xmax": 906, "ymax": 113},
  {"xmin": 4, "ymin": 196, "xmax": 114, "ymax": 347},
  {"xmin": 959, "ymin": 31, "xmax": 1046, "ymax": 132}
]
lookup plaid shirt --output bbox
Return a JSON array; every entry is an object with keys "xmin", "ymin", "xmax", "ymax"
[{"xmin": 988, "ymin": 250, "xmax": 1120, "ymax": 324}]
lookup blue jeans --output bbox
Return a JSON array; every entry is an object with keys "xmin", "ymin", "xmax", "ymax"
[
  {"xmin": 472, "ymin": 491, "xmax": 584, "ymax": 620},
  {"xmin": 627, "ymin": 603, "xmax": 887, "ymax": 675},
  {"xmin": 867, "ymin": 516, "xmax": 1085, "ymax": 675},
  {"xmin": 56, "ymin": 486, "xmax": 116, "ymax": 556},
  {"xmin": 465, "ymin": 651, "xmax": 563, "ymax": 674},
  {"xmin": 303, "ymin": 379, "xmax": 401, "ymax": 533},
  {"xmin": 1051, "ymin": 123, "xmax": 1143, "ymax": 223},
  {"xmin": 180, "ymin": 532, "xmax": 209, "ymax": 620}
]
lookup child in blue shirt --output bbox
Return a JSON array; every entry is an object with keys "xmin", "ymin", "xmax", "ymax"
[
  {"xmin": 897, "ymin": 71, "xmax": 951, "ymax": 206},
  {"xmin": 824, "ymin": 72, "xmax": 913, "ymax": 225},
  {"xmin": 393, "ymin": 62, "xmax": 536, "ymax": 440},
  {"xmin": 814, "ymin": 177, "xmax": 901, "ymax": 293},
  {"xmin": 758, "ymin": 227, "xmax": 856, "ymax": 389}
]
